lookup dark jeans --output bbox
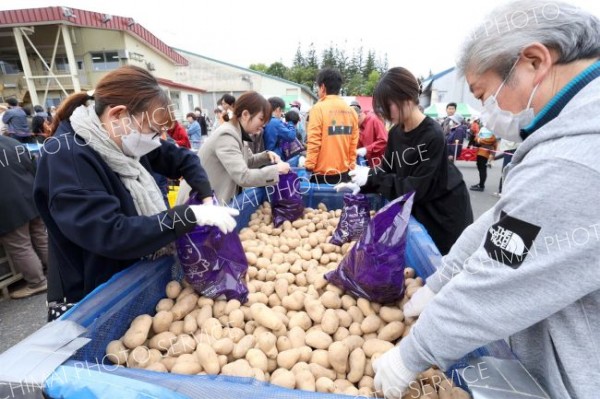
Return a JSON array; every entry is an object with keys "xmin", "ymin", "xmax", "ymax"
[
  {"xmin": 309, "ymin": 171, "xmax": 350, "ymax": 185},
  {"xmin": 476, "ymin": 155, "xmax": 488, "ymax": 188},
  {"xmin": 498, "ymin": 149, "xmax": 516, "ymax": 193}
]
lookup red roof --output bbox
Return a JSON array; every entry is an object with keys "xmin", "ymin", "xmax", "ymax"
[
  {"xmin": 156, "ymin": 78, "xmax": 205, "ymax": 93},
  {"xmin": 0, "ymin": 6, "xmax": 188, "ymax": 66}
]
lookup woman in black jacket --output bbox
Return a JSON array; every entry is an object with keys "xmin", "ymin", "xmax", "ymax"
[
  {"xmin": 34, "ymin": 66, "xmax": 238, "ymax": 319},
  {"xmin": 336, "ymin": 67, "xmax": 473, "ymax": 254}
]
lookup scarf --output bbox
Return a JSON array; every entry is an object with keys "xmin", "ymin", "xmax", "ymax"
[{"xmin": 69, "ymin": 105, "xmax": 167, "ymax": 216}]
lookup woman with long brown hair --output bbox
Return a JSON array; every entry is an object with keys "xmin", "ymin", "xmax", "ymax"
[{"xmin": 34, "ymin": 65, "xmax": 238, "ymax": 320}]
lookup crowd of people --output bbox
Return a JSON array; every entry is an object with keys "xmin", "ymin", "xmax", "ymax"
[{"xmin": 1, "ymin": 0, "xmax": 599, "ymax": 397}]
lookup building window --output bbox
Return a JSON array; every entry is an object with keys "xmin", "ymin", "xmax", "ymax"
[
  {"xmin": 0, "ymin": 59, "xmax": 23, "ymax": 74},
  {"xmin": 90, "ymin": 51, "xmax": 120, "ymax": 71},
  {"xmin": 187, "ymin": 94, "xmax": 194, "ymax": 111}
]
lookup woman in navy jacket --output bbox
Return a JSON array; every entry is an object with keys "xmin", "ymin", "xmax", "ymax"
[{"xmin": 34, "ymin": 66, "xmax": 238, "ymax": 319}]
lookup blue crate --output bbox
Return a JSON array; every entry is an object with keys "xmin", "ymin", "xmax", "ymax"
[{"xmin": 45, "ymin": 185, "xmax": 502, "ymax": 398}]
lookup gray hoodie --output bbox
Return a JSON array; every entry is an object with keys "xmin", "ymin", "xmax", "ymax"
[{"xmin": 400, "ymin": 66, "xmax": 600, "ymax": 399}]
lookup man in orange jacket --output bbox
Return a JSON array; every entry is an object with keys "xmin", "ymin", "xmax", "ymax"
[{"xmin": 305, "ymin": 68, "xmax": 359, "ymax": 185}]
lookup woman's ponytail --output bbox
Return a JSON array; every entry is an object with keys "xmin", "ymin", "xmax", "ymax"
[{"xmin": 50, "ymin": 92, "xmax": 91, "ymax": 135}]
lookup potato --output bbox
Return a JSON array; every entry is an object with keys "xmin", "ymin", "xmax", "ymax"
[
  {"xmin": 228, "ymin": 309, "xmax": 245, "ymax": 329},
  {"xmin": 195, "ymin": 342, "xmax": 220, "ymax": 374},
  {"xmin": 148, "ymin": 331, "xmax": 177, "ymax": 352},
  {"xmin": 295, "ymin": 369, "xmax": 316, "ymax": 392},
  {"xmin": 155, "ymin": 298, "xmax": 174, "ymax": 312},
  {"xmin": 251, "ymin": 303, "xmax": 284, "ymax": 331},
  {"xmin": 335, "ymin": 309, "xmax": 352, "ymax": 329},
  {"xmin": 328, "ymin": 341, "xmax": 350, "ymax": 374},
  {"xmin": 317, "ymin": 309, "xmax": 338, "ymax": 335},
  {"xmin": 304, "ymin": 298, "xmax": 325, "ymax": 323},
  {"xmin": 232, "ymin": 334, "xmax": 255, "ymax": 359},
  {"xmin": 347, "ymin": 306, "xmax": 365, "ymax": 324},
  {"xmin": 378, "ymin": 321, "xmax": 405, "ymax": 342},
  {"xmin": 357, "ymin": 298, "xmax": 375, "ymax": 317},
  {"xmin": 171, "ymin": 293, "xmax": 199, "ymax": 321},
  {"xmin": 211, "ymin": 335, "xmax": 233, "ymax": 355},
  {"xmin": 127, "ymin": 346, "xmax": 149, "ymax": 368},
  {"xmin": 106, "ymin": 340, "xmax": 128, "ymax": 365},
  {"xmin": 171, "ymin": 361, "xmax": 201, "ymax": 375},
  {"xmin": 281, "ymin": 291, "xmax": 305, "ymax": 311},
  {"xmin": 362, "ymin": 339, "xmax": 394, "ymax": 357},
  {"xmin": 277, "ymin": 348, "xmax": 301, "ymax": 369},
  {"xmin": 349, "ymin": 322, "xmax": 362, "ymax": 336},
  {"xmin": 196, "ymin": 306, "xmax": 214, "ymax": 329},
  {"xmin": 305, "ymin": 330, "xmax": 333, "ymax": 350},
  {"xmin": 333, "ymin": 327, "xmax": 349, "ymax": 342},
  {"xmin": 288, "ymin": 326, "xmax": 306, "ymax": 349},
  {"xmin": 201, "ymin": 317, "xmax": 223, "ymax": 340},
  {"xmin": 361, "ymin": 314, "xmax": 382, "ymax": 334},
  {"xmin": 167, "ymin": 334, "xmax": 196, "ymax": 356},
  {"xmin": 380, "ymin": 306, "xmax": 404, "ymax": 323},
  {"xmin": 315, "ymin": 377, "xmax": 336, "ymax": 393},
  {"xmin": 341, "ymin": 335, "xmax": 365, "ymax": 352},
  {"xmin": 123, "ymin": 314, "xmax": 152, "ymax": 349},
  {"xmin": 347, "ymin": 348, "xmax": 366, "ymax": 383},
  {"xmin": 310, "ymin": 349, "xmax": 330, "ymax": 369},
  {"xmin": 146, "ymin": 362, "xmax": 167, "ymax": 372},
  {"xmin": 309, "ymin": 363, "xmax": 336, "ymax": 381},
  {"xmin": 256, "ymin": 331, "xmax": 278, "ymax": 359},
  {"xmin": 176, "ymin": 287, "xmax": 195, "ymax": 302},
  {"xmin": 165, "ymin": 281, "xmax": 182, "ymax": 299},
  {"xmin": 270, "ymin": 368, "xmax": 296, "ymax": 389},
  {"xmin": 256, "ymin": 257, "xmax": 270, "ymax": 269},
  {"xmin": 183, "ymin": 313, "xmax": 198, "ymax": 334},
  {"xmin": 277, "ymin": 335, "xmax": 293, "ymax": 352},
  {"xmin": 246, "ymin": 348, "xmax": 269, "ymax": 372}
]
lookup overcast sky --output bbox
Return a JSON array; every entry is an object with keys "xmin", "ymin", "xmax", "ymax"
[{"xmin": 3, "ymin": 0, "xmax": 600, "ymax": 78}]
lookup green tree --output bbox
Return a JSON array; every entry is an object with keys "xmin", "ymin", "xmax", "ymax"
[
  {"xmin": 346, "ymin": 74, "xmax": 365, "ymax": 96},
  {"xmin": 363, "ymin": 50, "xmax": 376, "ymax": 79},
  {"xmin": 364, "ymin": 70, "xmax": 381, "ymax": 96},
  {"xmin": 321, "ymin": 45, "xmax": 337, "ymax": 69},
  {"xmin": 249, "ymin": 63, "xmax": 268, "ymax": 73},
  {"xmin": 306, "ymin": 43, "xmax": 319, "ymax": 69},
  {"xmin": 292, "ymin": 43, "xmax": 305, "ymax": 68},
  {"xmin": 267, "ymin": 62, "xmax": 288, "ymax": 78}
]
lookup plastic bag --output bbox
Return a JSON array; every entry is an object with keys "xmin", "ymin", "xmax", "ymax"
[
  {"xmin": 175, "ymin": 194, "xmax": 249, "ymax": 302},
  {"xmin": 330, "ymin": 194, "xmax": 371, "ymax": 246},
  {"xmin": 280, "ymin": 138, "xmax": 305, "ymax": 161},
  {"xmin": 269, "ymin": 172, "xmax": 304, "ymax": 227},
  {"xmin": 325, "ymin": 192, "xmax": 415, "ymax": 303}
]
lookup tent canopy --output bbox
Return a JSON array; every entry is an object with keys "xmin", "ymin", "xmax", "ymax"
[{"xmin": 424, "ymin": 102, "xmax": 480, "ymax": 119}]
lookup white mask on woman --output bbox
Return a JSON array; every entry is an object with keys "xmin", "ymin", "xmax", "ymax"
[{"xmin": 121, "ymin": 130, "xmax": 161, "ymax": 158}]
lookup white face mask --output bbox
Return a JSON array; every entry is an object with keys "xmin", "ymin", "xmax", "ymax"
[
  {"xmin": 480, "ymin": 60, "xmax": 540, "ymax": 142},
  {"xmin": 121, "ymin": 130, "xmax": 161, "ymax": 158}
]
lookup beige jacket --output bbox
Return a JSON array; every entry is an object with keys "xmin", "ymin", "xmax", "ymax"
[{"xmin": 177, "ymin": 121, "xmax": 278, "ymax": 205}]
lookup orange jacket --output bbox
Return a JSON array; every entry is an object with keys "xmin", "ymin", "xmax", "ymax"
[
  {"xmin": 306, "ymin": 95, "xmax": 359, "ymax": 175},
  {"xmin": 476, "ymin": 135, "xmax": 497, "ymax": 159}
]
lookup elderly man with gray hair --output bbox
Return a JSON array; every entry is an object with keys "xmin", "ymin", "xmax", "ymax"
[{"xmin": 373, "ymin": 1, "xmax": 600, "ymax": 398}]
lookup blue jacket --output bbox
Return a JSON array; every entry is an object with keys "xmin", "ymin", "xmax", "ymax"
[
  {"xmin": 33, "ymin": 121, "xmax": 212, "ymax": 302},
  {"xmin": 263, "ymin": 116, "xmax": 296, "ymax": 158},
  {"xmin": 2, "ymin": 106, "xmax": 30, "ymax": 136},
  {"xmin": 447, "ymin": 125, "xmax": 468, "ymax": 157},
  {"xmin": 187, "ymin": 120, "xmax": 201, "ymax": 142}
]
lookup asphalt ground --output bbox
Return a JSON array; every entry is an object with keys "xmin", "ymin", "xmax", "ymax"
[{"xmin": 0, "ymin": 160, "xmax": 502, "ymax": 353}]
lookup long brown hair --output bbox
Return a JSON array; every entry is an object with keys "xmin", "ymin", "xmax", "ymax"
[{"xmin": 51, "ymin": 65, "xmax": 170, "ymax": 134}]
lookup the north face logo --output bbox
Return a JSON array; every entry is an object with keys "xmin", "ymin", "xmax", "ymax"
[
  {"xmin": 484, "ymin": 212, "xmax": 541, "ymax": 269},
  {"xmin": 488, "ymin": 225, "xmax": 526, "ymax": 256}
]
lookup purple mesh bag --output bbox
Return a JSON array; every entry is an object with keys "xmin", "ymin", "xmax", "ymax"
[
  {"xmin": 281, "ymin": 138, "xmax": 305, "ymax": 161},
  {"xmin": 269, "ymin": 172, "xmax": 304, "ymax": 227},
  {"xmin": 175, "ymin": 193, "xmax": 248, "ymax": 302},
  {"xmin": 325, "ymin": 192, "xmax": 415, "ymax": 303},
  {"xmin": 330, "ymin": 194, "xmax": 371, "ymax": 246}
]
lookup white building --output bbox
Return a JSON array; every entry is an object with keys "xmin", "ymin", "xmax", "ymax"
[{"xmin": 419, "ymin": 67, "xmax": 481, "ymax": 112}]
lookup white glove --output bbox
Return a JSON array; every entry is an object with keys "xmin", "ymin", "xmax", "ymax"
[
  {"xmin": 373, "ymin": 347, "xmax": 419, "ymax": 399},
  {"xmin": 190, "ymin": 205, "xmax": 239, "ymax": 234},
  {"xmin": 298, "ymin": 156, "xmax": 306, "ymax": 168},
  {"xmin": 334, "ymin": 182, "xmax": 361, "ymax": 195},
  {"xmin": 356, "ymin": 147, "xmax": 367, "ymax": 157},
  {"xmin": 403, "ymin": 285, "xmax": 435, "ymax": 318},
  {"xmin": 349, "ymin": 165, "xmax": 371, "ymax": 187}
]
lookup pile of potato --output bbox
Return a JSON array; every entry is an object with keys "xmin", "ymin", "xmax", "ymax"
[{"xmin": 106, "ymin": 203, "xmax": 471, "ymax": 398}]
